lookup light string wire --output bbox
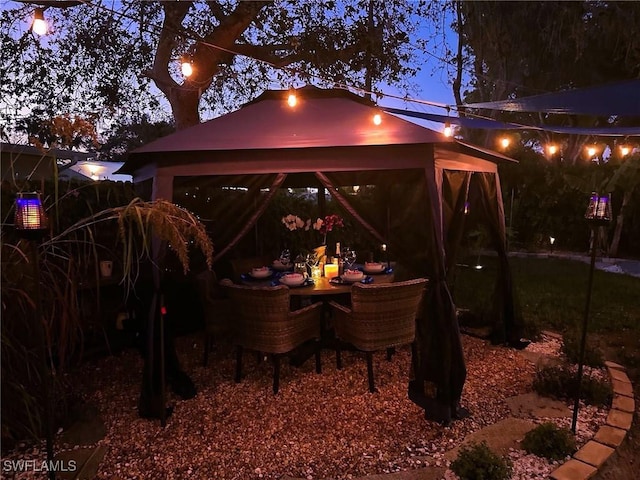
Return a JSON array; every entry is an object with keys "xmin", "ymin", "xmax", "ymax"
[{"xmin": 47, "ymin": 1, "xmax": 637, "ymax": 137}]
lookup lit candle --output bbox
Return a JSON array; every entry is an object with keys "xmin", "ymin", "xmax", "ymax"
[
  {"xmin": 311, "ymin": 266, "xmax": 322, "ymax": 279},
  {"xmin": 382, "ymin": 243, "xmax": 390, "ymax": 269},
  {"xmin": 324, "ymin": 263, "xmax": 339, "ymax": 279}
]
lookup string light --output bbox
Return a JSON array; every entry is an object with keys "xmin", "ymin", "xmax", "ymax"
[
  {"xmin": 181, "ymin": 59, "xmax": 193, "ymax": 77},
  {"xmin": 443, "ymin": 120, "xmax": 452, "ymax": 137},
  {"xmin": 443, "ymin": 106, "xmax": 452, "ymax": 137},
  {"xmin": 587, "ymin": 146, "xmax": 597, "ymax": 157},
  {"xmin": 372, "ymin": 112, "xmax": 382, "ymax": 125},
  {"xmin": 34, "ymin": 0, "xmax": 638, "ymax": 140},
  {"xmin": 287, "ymin": 89, "xmax": 297, "ymax": 107},
  {"xmin": 500, "ymin": 137, "xmax": 510, "ymax": 149},
  {"xmin": 547, "ymin": 144, "xmax": 557, "ymax": 155},
  {"xmin": 32, "ymin": 8, "xmax": 48, "ymax": 35},
  {"xmin": 620, "ymin": 146, "xmax": 630, "ymax": 156}
]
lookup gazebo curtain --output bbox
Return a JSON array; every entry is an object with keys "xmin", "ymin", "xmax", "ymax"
[
  {"xmin": 318, "ymin": 169, "xmax": 467, "ymax": 423},
  {"xmin": 172, "ymin": 173, "xmax": 285, "ymax": 263},
  {"xmin": 168, "ymin": 166, "xmax": 519, "ymax": 420},
  {"xmin": 439, "ymin": 169, "xmax": 524, "ymax": 346},
  {"xmin": 472, "ymin": 172, "xmax": 525, "ymax": 345}
]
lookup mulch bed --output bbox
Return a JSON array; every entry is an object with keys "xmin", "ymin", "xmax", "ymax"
[{"xmin": 50, "ymin": 334, "xmax": 537, "ymax": 480}]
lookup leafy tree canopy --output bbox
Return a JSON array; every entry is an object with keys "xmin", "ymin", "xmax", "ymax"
[
  {"xmin": 1, "ymin": 0, "xmax": 441, "ymax": 144},
  {"xmin": 453, "ymin": 1, "xmax": 640, "ymax": 162}
]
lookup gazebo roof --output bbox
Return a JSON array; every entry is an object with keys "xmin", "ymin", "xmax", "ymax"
[{"xmin": 131, "ymin": 86, "xmax": 449, "ymax": 154}]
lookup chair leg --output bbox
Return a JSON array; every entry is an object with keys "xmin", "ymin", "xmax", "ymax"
[
  {"xmin": 336, "ymin": 345, "xmax": 342, "ymax": 370},
  {"xmin": 235, "ymin": 345, "xmax": 243, "ymax": 383},
  {"xmin": 272, "ymin": 355, "xmax": 280, "ymax": 394},
  {"xmin": 366, "ymin": 351, "xmax": 376, "ymax": 393},
  {"xmin": 315, "ymin": 341, "xmax": 322, "ymax": 374},
  {"xmin": 386, "ymin": 347, "xmax": 395, "ymax": 361}
]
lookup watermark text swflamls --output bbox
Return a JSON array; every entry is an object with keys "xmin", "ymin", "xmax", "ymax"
[{"xmin": 2, "ymin": 459, "xmax": 77, "ymax": 473}]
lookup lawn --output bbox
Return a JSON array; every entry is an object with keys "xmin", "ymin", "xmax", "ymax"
[
  {"xmin": 453, "ymin": 255, "xmax": 640, "ymax": 340},
  {"xmin": 453, "ymin": 254, "xmax": 640, "ymax": 480}
]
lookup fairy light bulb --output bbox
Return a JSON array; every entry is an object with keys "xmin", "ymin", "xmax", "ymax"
[
  {"xmin": 181, "ymin": 61, "xmax": 193, "ymax": 77},
  {"xmin": 373, "ymin": 113, "xmax": 382, "ymax": 125},
  {"xmin": 287, "ymin": 92, "xmax": 297, "ymax": 107},
  {"xmin": 443, "ymin": 121, "xmax": 452, "ymax": 137},
  {"xmin": 500, "ymin": 137, "xmax": 510, "ymax": 149},
  {"xmin": 620, "ymin": 146, "xmax": 630, "ymax": 156},
  {"xmin": 548, "ymin": 145, "xmax": 557, "ymax": 155},
  {"xmin": 32, "ymin": 8, "xmax": 47, "ymax": 35},
  {"xmin": 587, "ymin": 146, "xmax": 597, "ymax": 157}
]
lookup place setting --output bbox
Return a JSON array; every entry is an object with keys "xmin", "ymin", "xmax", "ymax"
[
  {"xmin": 329, "ymin": 268, "xmax": 374, "ymax": 285},
  {"xmin": 361, "ymin": 261, "xmax": 393, "ymax": 275},
  {"xmin": 328, "ymin": 247, "xmax": 374, "ymax": 285},
  {"xmin": 271, "ymin": 249, "xmax": 294, "ymax": 271},
  {"xmin": 273, "ymin": 272, "xmax": 315, "ymax": 288},
  {"xmin": 240, "ymin": 266, "xmax": 275, "ymax": 282}
]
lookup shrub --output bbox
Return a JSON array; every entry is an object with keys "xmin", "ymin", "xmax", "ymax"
[
  {"xmin": 521, "ymin": 422, "xmax": 576, "ymax": 460},
  {"xmin": 533, "ymin": 364, "xmax": 612, "ymax": 407},
  {"xmin": 562, "ymin": 330, "xmax": 604, "ymax": 368},
  {"xmin": 450, "ymin": 441, "xmax": 512, "ymax": 480}
]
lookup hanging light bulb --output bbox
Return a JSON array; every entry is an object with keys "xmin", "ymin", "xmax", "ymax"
[
  {"xmin": 181, "ymin": 60, "xmax": 193, "ymax": 78},
  {"xmin": 372, "ymin": 112, "xmax": 382, "ymax": 125},
  {"xmin": 442, "ymin": 106, "xmax": 452, "ymax": 137},
  {"xmin": 587, "ymin": 146, "xmax": 597, "ymax": 158},
  {"xmin": 500, "ymin": 137, "xmax": 510, "ymax": 149},
  {"xmin": 547, "ymin": 144, "xmax": 558, "ymax": 155},
  {"xmin": 620, "ymin": 146, "xmax": 630, "ymax": 157},
  {"xmin": 287, "ymin": 90, "xmax": 297, "ymax": 108},
  {"xmin": 443, "ymin": 121, "xmax": 452, "ymax": 137},
  {"xmin": 32, "ymin": 8, "xmax": 48, "ymax": 35}
]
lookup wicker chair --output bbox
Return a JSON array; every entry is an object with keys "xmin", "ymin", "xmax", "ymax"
[
  {"xmin": 194, "ymin": 270, "xmax": 235, "ymax": 366},
  {"xmin": 328, "ymin": 278, "xmax": 428, "ymax": 393},
  {"xmin": 225, "ymin": 283, "xmax": 323, "ymax": 394}
]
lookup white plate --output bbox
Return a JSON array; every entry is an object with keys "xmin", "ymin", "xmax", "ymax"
[
  {"xmin": 250, "ymin": 268, "xmax": 272, "ymax": 279},
  {"xmin": 363, "ymin": 263, "xmax": 385, "ymax": 274},
  {"xmin": 280, "ymin": 274, "xmax": 306, "ymax": 286},
  {"xmin": 342, "ymin": 272, "xmax": 365, "ymax": 283}
]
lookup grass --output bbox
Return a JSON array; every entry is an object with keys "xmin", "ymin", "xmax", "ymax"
[
  {"xmin": 452, "ymin": 255, "xmax": 640, "ymax": 337},
  {"xmin": 453, "ymin": 254, "xmax": 640, "ymax": 480}
]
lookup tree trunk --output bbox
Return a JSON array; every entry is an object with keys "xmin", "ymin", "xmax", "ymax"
[
  {"xmin": 608, "ymin": 190, "xmax": 630, "ymax": 257},
  {"xmin": 452, "ymin": 1, "xmax": 464, "ymax": 107},
  {"xmin": 169, "ymin": 87, "xmax": 202, "ymax": 131}
]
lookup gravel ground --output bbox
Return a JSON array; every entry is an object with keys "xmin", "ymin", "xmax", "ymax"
[{"xmin": 4, "ymin": 333, "xmax": 609, "ymax": 480}]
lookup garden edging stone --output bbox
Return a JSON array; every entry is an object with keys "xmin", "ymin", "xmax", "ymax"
[{"xmin": 550, "ymin": 363, "xmax": 635, "ymax": 480}]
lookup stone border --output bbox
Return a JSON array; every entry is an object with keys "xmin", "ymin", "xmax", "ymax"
[{"xmin": 550, "ymin": 361, "xmax": 635, "ymax": 480}]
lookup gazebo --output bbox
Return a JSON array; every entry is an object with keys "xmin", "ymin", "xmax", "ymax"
[{"xmin": 120, "ymin": 86, "xmax": 524, "ymax": 423}]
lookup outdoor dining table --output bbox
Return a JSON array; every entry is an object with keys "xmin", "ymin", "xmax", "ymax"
[
  {"xmin": 236, "ymin": 265, "xmax": 396, "ymax": 366},
  {"xmin": 238, "ymin": 265, "xmax": 395, "ymax": 294}
]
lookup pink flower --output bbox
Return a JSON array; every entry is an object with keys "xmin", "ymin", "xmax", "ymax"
[
  {"xmin": 314, "ymin": 214, "xmax": 343, "ymax": 234},
  {"xmin": 281, "ymin": 214, "xmax": 311, "ymax": 231}
]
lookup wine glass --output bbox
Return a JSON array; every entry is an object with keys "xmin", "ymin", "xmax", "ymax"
[
  {"xmin": 279, "ymin": 248, "xmax": 291, "ymax": 266},
  {"xmin": 306, "ymin": 250, "xmax": 318, "ymax": 268},
  {"xmin": 343, "ymin": 247, "xmax": 357, "ymax": 269}
]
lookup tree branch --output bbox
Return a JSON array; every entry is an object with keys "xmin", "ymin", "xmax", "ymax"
[
  {"xmin": 204, "ymin": 1, "xmax": 226, "ymax": 23},
  {"xmin": 231, "ymin": 43, "xmax": 301, "ymax": 68},
  {"xmin": 145, "ymin": 1, "xmax": 193, "ymax": 95},
  {"xmin": 190, "ymin": 1, "xmax": 270, "ymax": 81}
]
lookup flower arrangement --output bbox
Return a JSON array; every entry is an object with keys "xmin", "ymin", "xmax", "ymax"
[
  {"xmin": 281, "ymin": 214, "xmax": 311, "ymax": 232},
  {"xmin": 313, "ymin": 214, "xmax": 344, "ymax": 245},
  {"xmin": 281, "ymin": 213, "xmax": 344, "ymax": 250}
]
